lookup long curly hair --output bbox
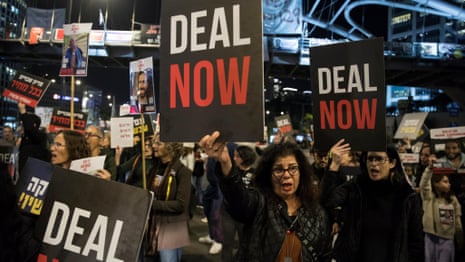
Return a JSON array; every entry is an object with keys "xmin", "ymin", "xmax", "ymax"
[
  {"xmin": 254, "ymin": 142, "xmax": 318, "ymax": 208},
  {"xmin": 58, "ymin": 130, "xmax": 90, "ymax": 161}
]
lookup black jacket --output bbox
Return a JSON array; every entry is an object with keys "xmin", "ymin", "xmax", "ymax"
[
  {"xmin": 18, "ymin": 113, "xmax": 50, "ymax": 173},
  {"xmin": 217, "ymin": 164, "xmax": 332, "ymax": 262},
  {"xmin": 321, "ymin": 172, "xmax": 424, "ymax": 262}
]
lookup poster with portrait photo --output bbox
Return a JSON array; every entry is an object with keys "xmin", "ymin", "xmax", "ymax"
[
  {"xmin": 129, "ymin": 57, "xmax": 157, "ymax": 113},
  {"xmin": 59, "ymin": 23, "xmax": 92, "ymax": 77}
]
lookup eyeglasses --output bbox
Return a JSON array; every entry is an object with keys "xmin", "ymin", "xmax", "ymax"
[
  {"xmin": 272, "ymin": 165, "xmax": 299, "ymax": 177},
  {"xmin": 51, "ymin": 142, "xmax": 66, "ymax": 148},
  {"xmin": 84, "ymin": 132, "xmax": 101, "ymax": 139},
  {"xmin": 367, "ymin": 156, "xmax": 389, "ymax": 164}
]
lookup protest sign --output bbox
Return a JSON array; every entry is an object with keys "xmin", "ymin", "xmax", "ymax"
[
  {"xmin": 110, "ymin": 117, "xmax": 134, "ymax": 148},
  {"xmin": 133, "ymin": 114, "xmax": 154, "ymax": 138},
  {"xmin": 275, "ymin": 114, "xmax": 293, "ymax": 134},
  {"xmin": 394, "ymin": 112, "xmax": 429, "ymax": 140},
  {"xmin": 69, "ymin": 156, "xmax": 106, "ymax": 175},
  {"xmin": 59, "ymin": 23, "xmax": 92, "ymax": 77},
  {"xmin": 48, "ymin": 109, "xmax": 88, "ymax": 133},
  {"xmin": 129, "ymin": 57, "xmax": 157, "ymax": 113},
  {"xmin": 311, "ymin": 38, "xmax": 386, "ymax": 151},
  {"xmin": 15, "ymin": 158, "xmax": 53, "ymax": 215},
  {"xmin": 2, "ymin": 71, "xmax": 51, "ymax": 107},
  {"xmin": 36, "ymin": 167, "xmax": 153, "ymax": 262},
  {"xmin": 159, "ymin": 0, "xmax": 264, "ymax": 142}
]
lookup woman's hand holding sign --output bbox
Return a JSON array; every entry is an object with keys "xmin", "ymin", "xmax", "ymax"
[{"xmin": 199, "ymin": 131, "xmax": 232, "ymax": 176}]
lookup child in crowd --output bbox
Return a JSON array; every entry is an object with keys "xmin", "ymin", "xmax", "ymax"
[{"xmin": 420, "ymin": 161, "xmax": 464, "ymax": 262}]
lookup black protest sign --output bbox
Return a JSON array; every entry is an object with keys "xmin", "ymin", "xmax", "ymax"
[
  {"xmin": 35, "ymin": 167, "xmax": 153, "ymax": 262},
  {"xmin": 0, "ymin": 143, "xmax": 15, "ymax": 179},
  {"xmin": 15, "ymin": 158, "xmax": 53, "ymax": 216},
  {"xmin": 311, "ymin": 38, "xmax": 386, "ymax": 152},
  {"xmin": 275, "ymin": 114, "xmax": 293, "ymax": 134},
  {"xmin": 133, "ymin": 114, "xmax": 154, "ymax": 137},
  {"xmin": 48, "ymin": 109, "xmax": 88, "ymax": 133},
  {"xmin": 2, "ymin": 71, "xmax": 51, "ymax": 107},
  {"xmin": 160, "ymin": 0, "xmax": 264, "ymax": 142}
]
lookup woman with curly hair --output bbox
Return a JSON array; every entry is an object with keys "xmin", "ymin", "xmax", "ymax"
[
  {"xmin": 200, "ymin": 131, "xmax": 332, "ymax": 261},
  {"xmin": 50, "ymin": 130, "xmax": 89, "ymax": 169}
]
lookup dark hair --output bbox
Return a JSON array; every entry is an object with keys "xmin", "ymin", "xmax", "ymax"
[
  {"xmin": 30, "ymin": 113, "xmax": 41, "ymax": 127},
  {"xmin": 431, "ymin": 173, "xmax": 453, "ymax": 202},
  {"xmin": 138, "ymin": 70, "xmax": 154, "ymax": 98},
  {"xmin": 236, "ymin": 145, "xmax": 257, "ymax": 167},
  {"xmin": 359, "ymin": 144, "xmax": 408, "ymax": 185},
  {"xmin": 254, "ymin": 142, "xmax": 318, "ymax": 208},
  {"xmin": 58, "ymin": 130, "xmax": 90, "ymax": 161}
]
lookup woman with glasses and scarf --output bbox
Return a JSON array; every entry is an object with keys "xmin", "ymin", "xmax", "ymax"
[
  {"xmin": 320, "ymin": 139, "xmax": 424, "ymax": 262},
  {"xmin": 199, "ymin": 131, "xmax": 331, "ymax": 262},
  {"xmin": 145, "ymin": 133, "xmax": 192, "ymax": 262}
]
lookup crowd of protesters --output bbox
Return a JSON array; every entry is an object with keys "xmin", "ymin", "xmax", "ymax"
[{"xmin": 2, "ymin": 102, "xmax": 465, "ymax": 262}]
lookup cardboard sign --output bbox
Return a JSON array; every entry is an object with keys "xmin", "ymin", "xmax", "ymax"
[
  {"xmin": 2, "ymin": 71, "xmax": 51, "ymax": 107},
  {"xmin": 430, "ymin": 126, "xmax": 465, "ymax": 140},
  {"xmin": 110, "ymin": 117, "xmax": 134, "ymax": 148},
  {"xmin": 399, "ymin": 153, "xmax": 420, "ymax": 164},
  {"xmin": 311, "ymin": 38, "xmax": 386, "ymax": 152},
  {"xmin": 159, "ymin": 0, "xmax": 264, "ymax": 142},
  {"xmin": 48, "ymin": 109, "xmax": 88, "ymax": 133},
  {"xmin": 35, "ymin": 167, "xmax": 153, "ymax": 262},
  {"xmin": 69, "ymin": 156, "xmax": 106, "ymax": 175},
  {"xmin": 394, "ymin": 112, "xmax": 429, "ymax": 140},
  {"xmin": 15, "ymin": 158, "xmax": 53, "ymax": 215},
  {"xmin": 59, "ymin": 23, "xmax": 92, "ymax": 77}
]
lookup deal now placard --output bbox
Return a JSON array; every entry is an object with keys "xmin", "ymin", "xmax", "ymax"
[
  {"xmin": 3, "ymin": 71, "xmax": 51, "ymax": 107},
  {"xmin": 311, "ymin": 38, "xmax": 386, "ymax": 152},
  {"xmin": 159, "ymin": 0, "xmax": 264, "ymax": 142}
]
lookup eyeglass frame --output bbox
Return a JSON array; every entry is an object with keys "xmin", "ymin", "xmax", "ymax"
[
  {"xmin": 84, "ymin": 132, "xmax": 102, "ymax": 139},
  {"xmin": 366, "ymin": 155, "xmax": 389, "ymax": 164},
  {"xmin": 50, "ymin": 141, "xmax": 66, "ymax": 148},
  {"xmin": 272, "ymin": 165, "xmax": 300, "ymax": 178}
]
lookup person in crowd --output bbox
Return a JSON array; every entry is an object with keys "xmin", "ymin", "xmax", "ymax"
[
  {"xmin": 200, "ymin": 131, "xmax": 331, "ymax": 261},
  {"xmin": 101, "ymin": 131, "xmax": 115, "ymax": 159},
  {"xmin": 396, "ymin": 137, "xmax": 413, "ymax": 153},
  {"xmin": 420, "ymin": 156, "xmax": 463, "ymax": 262},
  {"xmin": 65, "ymin": 38, "xmax": 83, "ymax": 70},
  {"xmin": 310, "ymin": 147, "xmax": 329, "ymax": 181},
  {"xmin": 197, "ymin": 153, "xmax": 230, "ymax": 255},
  {"xmin": 17, "ymin": 103, "xmax": 51, "ymax": 174},
  {"xmin": 192, "ymin": 144, "xmax": 206, "ymax": 206},
  {"xmin": 1, "ymin": 126, "xmax": 16, "ymax": 145},
  {"xmin": 415, "ymin": 143, "xmax": 431, "ymax": 184},
  {"xmin": 439, "ymin": 139, "xmax": 465, "ymax": 169},
  {"xmin": 145, "ymin": 133, "xmax": 191, "ymax": 262},
  {"xmin": 320, "ymin": 139, "xmax": 424, "ymax": 262},
  {"xmin": 84, "ymin": 125, "xmax": 117, "ymax": 180},
  {"xmin": 0, "ymin": 161, "xmax": 40, "ymax": 262},
  {"xmin": 50, "ymin": 130, "xmax": 90, "ymax": 170},
  {"xmin": 115, "ymin": 137, "xmax": 154, "ymax": 188},
  {"xmin": 116, "ymin": 134, "xmax": 142, "ymax": 182},
  {"xmin": 221, "ymin": 144, "xmax": 257, "ymax": 262}
]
